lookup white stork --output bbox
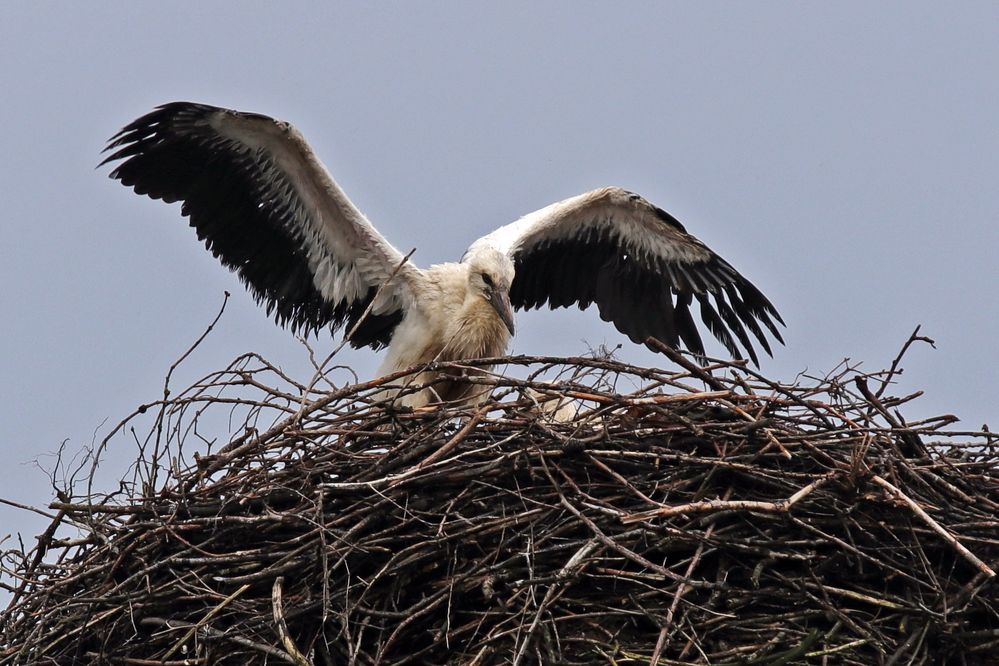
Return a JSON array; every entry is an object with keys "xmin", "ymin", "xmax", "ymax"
[{"xmin": 102, "ymin": 102, "xmax": 784, "ymax": 406}]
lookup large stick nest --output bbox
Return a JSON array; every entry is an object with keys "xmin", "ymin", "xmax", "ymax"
[{"xmin": 2, "ymin": 337, "xmax": 998, "ymax": 665}]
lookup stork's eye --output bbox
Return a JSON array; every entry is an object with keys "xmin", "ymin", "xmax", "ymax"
[{"xmin": 482, "ymin": 273, "xmax": 494, "ymax": 288}]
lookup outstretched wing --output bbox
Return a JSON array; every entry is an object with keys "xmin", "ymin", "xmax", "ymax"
[
  {"xmin": 102, "ymin": 101, "xmax": 421, "ymax": 349},
  {"xmin": 469, "ymin": 187, "xmax": 784, "ymax": 364}
]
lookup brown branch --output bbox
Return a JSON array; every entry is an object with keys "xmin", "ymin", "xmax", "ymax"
[
  {"xmin": 871, "ymin": 474, "xmax": 995, "ymax": 578},
  {"xmin": 621, "ymin": 475, "xmax": 834, "ymax": 524}
]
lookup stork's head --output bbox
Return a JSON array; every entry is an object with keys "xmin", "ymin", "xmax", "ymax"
[{"xmin": 465, "ymin": 247, "xmax": 516, "ymax": 335}]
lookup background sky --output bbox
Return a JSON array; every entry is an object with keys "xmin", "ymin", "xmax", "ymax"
[{"xmin": 2, "ymin": 3, "xmax": 998, "ymax": 571}]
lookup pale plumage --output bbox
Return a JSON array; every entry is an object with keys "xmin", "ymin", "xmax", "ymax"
[{"xmin": 103, "ymin": 102, "xmax": 784, "ymax": 406}]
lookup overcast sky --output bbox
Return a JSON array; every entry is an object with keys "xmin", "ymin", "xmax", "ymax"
[{"xmin": 2, "ymin": 3, "xmax": 997, "ymax": 562}]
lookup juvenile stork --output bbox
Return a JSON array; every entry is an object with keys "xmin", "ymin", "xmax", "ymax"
[{"xmin": 103, "ymin": 102, "xmax": 784, "ymax": 406}]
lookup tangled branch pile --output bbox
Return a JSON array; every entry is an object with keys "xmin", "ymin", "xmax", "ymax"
[{"xmin": 2, "ymin": 341, "xmax": 998, "ymax": 664}]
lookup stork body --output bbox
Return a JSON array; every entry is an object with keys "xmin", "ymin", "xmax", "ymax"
[
  {"xmin": 376, "ymin": 253, "xmax": 515, "ymax": 405},
  {"xmin": 103, "ymin": 102, "xmax": 784, "ymax": 407}
]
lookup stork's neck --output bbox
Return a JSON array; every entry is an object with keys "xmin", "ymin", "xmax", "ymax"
[{"xmin": 447, "ymin": 298, "xmax": 512, "ymax": 360}]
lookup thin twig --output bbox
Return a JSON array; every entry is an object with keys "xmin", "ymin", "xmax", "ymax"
[{"xmin": 272, "ymin": 577, "xmax": 312, "ymax": 666}]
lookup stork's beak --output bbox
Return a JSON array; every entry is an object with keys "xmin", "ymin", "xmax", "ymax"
[{"xmin": 490, "ymin": 289, "xmax": 516, "ymax": 335}]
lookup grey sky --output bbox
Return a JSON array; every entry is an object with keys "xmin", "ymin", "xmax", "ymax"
[{"xmin": 2, "ymin": 3, "xmax": 997, "ymax": 559}]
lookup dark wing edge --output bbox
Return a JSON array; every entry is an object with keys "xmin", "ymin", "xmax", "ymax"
[
  {"xmin": 489, "ymin": 187, "xmax": 785, "ymax": 365},
  {"xmin": 101, "ymin": 102, "xmax": 405, "ymax": 349}
]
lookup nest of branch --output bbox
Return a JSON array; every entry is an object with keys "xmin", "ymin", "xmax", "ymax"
[{"xmin": 2, "ymin": 342, "xmax": 998, "ymax": 665}]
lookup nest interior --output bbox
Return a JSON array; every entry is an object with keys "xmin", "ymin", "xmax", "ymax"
[{"xmin": 2, "ymin": 344, "xmax": 998, "ymax": 665}]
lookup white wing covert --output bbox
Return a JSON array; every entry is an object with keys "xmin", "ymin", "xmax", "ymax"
[
  {"xmin": 470, "ymin": 187, "xmax": 784, "ymax": 364},
  {"xmin": 102, "ymin": 102, "xmax": 418, "ymax": 349}
]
